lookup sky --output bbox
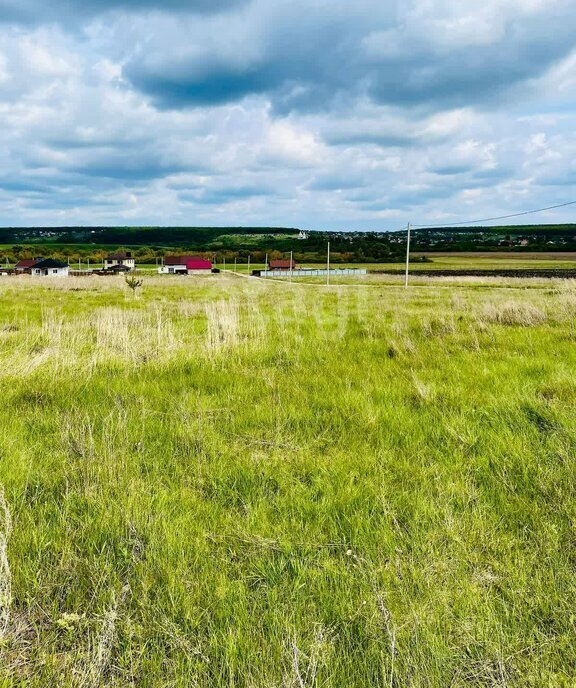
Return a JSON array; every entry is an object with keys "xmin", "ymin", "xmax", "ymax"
[{"xmin": 1, "ymin": 0, "xmax": 576, "ymax": 229}]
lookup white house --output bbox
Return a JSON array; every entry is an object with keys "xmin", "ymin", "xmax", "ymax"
[
  {"xmin": 104, "ymin": 251, "xmax": 135, "ymax": 271},
  {"xmin": 31, "ymin": 259, "xmax": 69, "ymax": 277}
]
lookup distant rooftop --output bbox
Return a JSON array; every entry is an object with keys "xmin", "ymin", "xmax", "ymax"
[
  {"xmin": 106, "ymin": 252, "xmax": 133, "ymax": 260},
  {"xmin": 34, "ymin": 259, "xmax": 68, "ymax": 269}
]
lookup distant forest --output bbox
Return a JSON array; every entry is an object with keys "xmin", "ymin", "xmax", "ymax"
[{"xmin": 1, "ymin": 224, "xmax": 576, "ymax": 264}]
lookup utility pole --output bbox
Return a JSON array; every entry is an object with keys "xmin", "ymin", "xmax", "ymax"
[
  {"xmin": 327, "ymin": 241, "xmax": 330, "ymax": 286},
  {"xmin": 223, "ymin": 256, "xmax": 226, "ymax": 272},
  {"xmin": 234, "ymin": 257, "xmax": 237, "ymax": 273},
  {"xmin": 290, "ymin": 250, "xmax": 293, "ymax": 282},
  {"xmin": 404, "ymin": 222, "xmax": 411, "ymax": 289},
  {"xmin": 247, "ymin": 254, "xmax": 251, "ymax": 275},
  {"xmin": 264, "ymin": 252, "xmax": 268, "ymax": 279}
]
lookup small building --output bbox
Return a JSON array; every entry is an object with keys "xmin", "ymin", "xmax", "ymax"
[
  {"xmin": 104, "ymin": 252, "xmax": 135, "ymax": 271},
  {"xmin": 15, "ymin": 258, "xmax": 42, "ymax": 274},
  {"xmin": 158, "ymin": 256, "xmax": 212, "ymax": 274},
  {"xmin": 269, "ymin": 258, "xmax": 298, "ymax": 271},
  {"xmin": 31, "ymin": 259, "xmax": 69, "ymax": 277}
]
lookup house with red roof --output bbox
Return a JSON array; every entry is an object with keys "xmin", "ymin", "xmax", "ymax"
[
  {"xmin": 15, "ymin": 258, "xmax": 42, "ymax": 273},
  {"xmin": 158, "ymin": 256, "xmax": 213, "ymax": 274},
  {"xmin": 268, "ymin": 258, "xmax": 298, "ymax": 271}
]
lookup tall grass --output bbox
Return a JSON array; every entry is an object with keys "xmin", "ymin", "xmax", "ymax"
[
  {"xmin": 0, "ymin": 274, "xmax": 574, "ymax": 685},
  {"xmin": 0, "ymin": 486, "xmax": 12, "ymax": 638}
]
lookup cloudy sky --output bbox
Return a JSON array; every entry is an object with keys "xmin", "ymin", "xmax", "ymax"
[{"xmin": 1, "ymin": 0, "xmax": 576, "ymax": 229}]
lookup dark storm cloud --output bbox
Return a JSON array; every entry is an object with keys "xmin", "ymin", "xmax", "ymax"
[
  {"xmin": 126, "ymin": 64, "xmax": 273, "ymax": 109},
  {"xmin": 0, "ymin": 0, "xmax": 246, "ymax": 24},
  {"xmin": 122, "ymin": 2, "xmax": 368, "ymax": 112},
  {"xmin": 119, "ymin": 1, "xmax": 576, "ymax": 115}
]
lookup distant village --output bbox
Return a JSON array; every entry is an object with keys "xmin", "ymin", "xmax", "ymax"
[
  {"xmin": 1, "ymin": 224, "xmax": 576, "ymax": 273},
  {"xmin": 1, "ymin": 251, "xmax": 369, "ymax": 279},
  {"xmin": 3, "ymin": 252, "xmax": 216, "ymax": 278}
]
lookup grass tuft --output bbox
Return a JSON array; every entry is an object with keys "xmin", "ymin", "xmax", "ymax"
[{"xmin": 479, "ymin": 300, "xmax": 547, "ymax": 326}]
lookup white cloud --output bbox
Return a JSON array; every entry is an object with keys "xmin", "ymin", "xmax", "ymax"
[{"xmin": 0, "ymin": 0, "xmax": 575, "ymax": 228}]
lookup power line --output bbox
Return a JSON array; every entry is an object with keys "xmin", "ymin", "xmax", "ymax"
[
  {"xmin": 312, "ymin": 198, "xmax": 576, "ymax": 234},
  {"xmin": 411, "ymin": 199, "xmax": 576, "ymax": 229}
]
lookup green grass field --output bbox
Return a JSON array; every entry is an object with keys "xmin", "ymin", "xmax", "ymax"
[
  {"xmin": 323, "ymin": 255, "xmax": 576, "ymax": 272},
  {"xmin": 0, "ymin": 273, "xmax": 575, "ymax": 686},
  {"xmin": 408, "ymin": 253, "xmax": 576, "ymax": 271}
]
